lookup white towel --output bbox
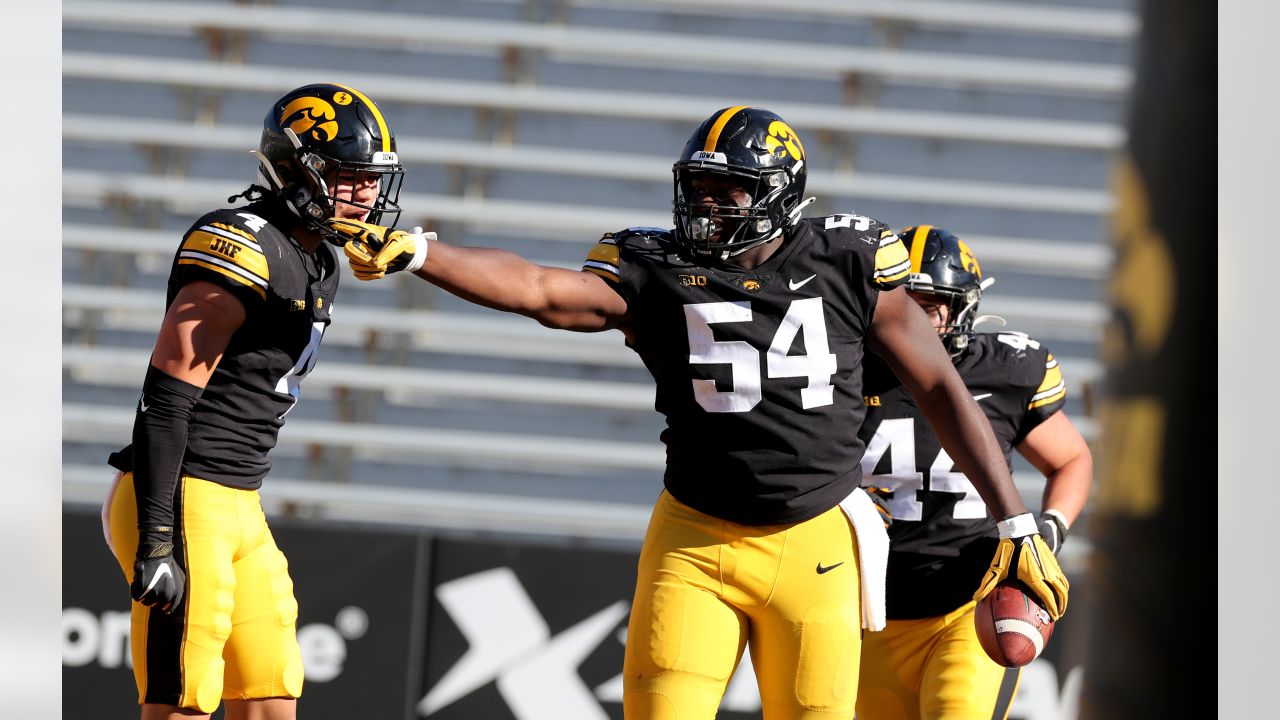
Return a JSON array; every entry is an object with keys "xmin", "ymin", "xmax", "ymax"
[{"xmin": 838, "ymin": 487, "xmax": 890, "ymax": 632}]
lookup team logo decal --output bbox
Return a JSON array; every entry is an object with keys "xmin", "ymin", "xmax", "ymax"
[
  {"xmin": 332, "ymin": 91, "xmax": 353, "ymax": 106},
  {"xmin": 957, "ymin": 239, "xmax": 981, "ymax": 276},
  {"xmin": 765, "ymin": 120, "xmax": 805, "ymax": 162},
  {"xmin": 281, "ymin": 96, "xmax": 339, "ymax": 143}
]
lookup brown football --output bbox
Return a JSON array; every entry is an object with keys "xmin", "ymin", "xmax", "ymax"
[{"xmin": 974, "ymin": 582, "xmax": 1055, "ymax": 667}]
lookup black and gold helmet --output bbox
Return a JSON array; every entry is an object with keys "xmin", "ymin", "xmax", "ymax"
[
  {"xmin": 672, "ymin": 106, "xmax": 810, "ymax": 259},
  {"xmin": 900, "ymin": 225, "xmax": 988, "ymax": 356},
  {"xmin": 253, "ymin": 83, "xmax": 404, "ymax": 241}
]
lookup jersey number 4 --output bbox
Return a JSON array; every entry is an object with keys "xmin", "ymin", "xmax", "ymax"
[
  {"xmin": 860, "ymin": 418, "xmax": 987, "ymax": 521},
  {"xmin": 684, "ymin": 298, "xmax": 837, "ymax": 413},
  {"xmin": 274, "ymin": 321, "xmax": 326, "ymax": 419}
]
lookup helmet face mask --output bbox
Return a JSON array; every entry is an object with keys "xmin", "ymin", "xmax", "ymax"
[
  {"xmin": 900, "ymin": 226, "xmax": 987, "ymax": 357},
  {"xmin": 254, "ymin": 83, "xmax": 405, "ymax": 243},
  {"xmin": 672, "ymin": 107, "xmax": 809, "ymax": 260}
]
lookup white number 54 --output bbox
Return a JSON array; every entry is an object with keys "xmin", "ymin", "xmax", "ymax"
[{"xmin": 684, "ymin": 299, "xmax": 837, "ymax": 413}]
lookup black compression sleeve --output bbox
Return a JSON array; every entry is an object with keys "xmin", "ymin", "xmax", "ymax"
[{"xmin": 131, "ymin": 365, "xmax": 203, "ymax": 534}]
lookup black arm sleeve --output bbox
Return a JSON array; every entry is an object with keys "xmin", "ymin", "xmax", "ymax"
[{"xmin": 131, "ymin": 365, "xmax": 203, "ymax": 533}]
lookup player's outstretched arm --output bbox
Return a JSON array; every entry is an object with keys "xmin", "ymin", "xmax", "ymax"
[
  {"xmin": 1016, "ymin": 411, "xmax": 1093, "ymax": 554},
  {"xmin": 868, "ymin": 287, "xmax": 1069, "ymax": 619},
  {"xmin": 327, "ymin": 218, "xmax": 628, "ymax": 332},
  {"xmin": 130, "ymin": 281, "xmax": 245, "ymax": 613}
]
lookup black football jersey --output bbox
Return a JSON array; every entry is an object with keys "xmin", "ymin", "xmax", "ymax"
[
  {"xmin": 858, "ymin": 331, "xmax": 1067, "ymax": 618},
  {"xmin": 111, "ymin": 202, "xmax": 340, "ymax": 490},
  {"xmin": 582, "ymin": 214, "xmax": 911, "ymax": 525}
]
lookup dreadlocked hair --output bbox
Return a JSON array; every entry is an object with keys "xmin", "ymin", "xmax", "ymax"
[{"xmin": 227, "ymin": 184, "xmax": 271, "ymax": 204}]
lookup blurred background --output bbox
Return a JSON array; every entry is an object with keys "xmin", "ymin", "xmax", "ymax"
[{"xmin": 60, "ymin": 0, "xmax": 1138, "ymax": 718}]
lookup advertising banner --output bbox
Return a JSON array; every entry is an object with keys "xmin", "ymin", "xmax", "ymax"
[
  {"xmin": 64, "ymin": 510, "xmax": 1086, "ymax": 720},
  {"xmin": 414, "ymin": 538, "xmax": 1087, "ymax": 720},
  {"xmin": 62, "ymin": 510, "xmax": 425, "ymax": 719}
]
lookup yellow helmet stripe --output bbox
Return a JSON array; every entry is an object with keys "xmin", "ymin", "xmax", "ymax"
[
  {"xmin": 908, "ymin": 224, "xmax": 933, "ymax": 274},
  {"xmin": 330, "ymin": 83, "xmax": 391, "ymax": 153},
  {"xmin": 703, "ymin": 106, "xmax": 749, "ymax": 153}
]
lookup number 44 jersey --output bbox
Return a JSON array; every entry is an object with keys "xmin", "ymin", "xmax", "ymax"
[
  {"xmin": 109, "ymin": 202, "xmax": 340, "ymax": 490},
  {"xmin": 858, "ymin": 331, "xmax": 1067, "ymax": 618},
  {"xmin": 583, "ymin": 214, "xmax": 911, "ymax": 527}
]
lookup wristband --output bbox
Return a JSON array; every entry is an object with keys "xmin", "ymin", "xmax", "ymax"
[
  {"xmin": 402, "ymin": 227, "xmax": 429, "ymax": 273},
  {"xmin": 1041, "ymin": 508, "xmax": 1069, "ymax": 536},
  {"xmin": 996, "ymin": 512, "xmax": 1038, "ymax": 539}
]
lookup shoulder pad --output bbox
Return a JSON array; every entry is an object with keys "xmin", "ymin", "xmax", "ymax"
[
  {"xmin": 991, "ymin": 331, "xmax": 1042, "ymax": 353},
  {"xmin": 814, "ymin": 214, "xmax": 910, "ymax": 286},
  {"xmin": 980, "ymin": 332, "xmax": 1062, "ymax": 396},
  {"xmin": 177, "ymin": 210, "xmax": 273, "ymax": 299},
  {"xmin": 603, "ymin": 227, "xmax": 672, "ymax": 244},
  {"xmin": 816, "ymin": 213, "xmax": 893, "ymax": 241}
]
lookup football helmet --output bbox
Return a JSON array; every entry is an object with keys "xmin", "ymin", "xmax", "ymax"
[
  {"xmin": 672, "ymin": 106, "xmax": 811, "ymax": 259},
  {"xmin": 900, "ymin": 225, "xmax": 987, "ymax": 356},
  {"xmin": 253, "ymin": 83, "xmax": 404, "ymax": 243}
]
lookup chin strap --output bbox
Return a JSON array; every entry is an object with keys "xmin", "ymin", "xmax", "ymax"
[
  {"xmin": 972, "ymin": 315, "xmax": 1007, "ymax": 330},
  {"xmin": 789, "ymin": 196, "xmax": 817, "ymax": 224}
]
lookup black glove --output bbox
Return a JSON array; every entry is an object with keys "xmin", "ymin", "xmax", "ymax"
[
  {"xmin": 1036, "ymin": 509, "xmax": 1069, "ymax": 555},
  {"xmin": 131, "ymin": 526, "xmax": 186, "ymax": 613}
]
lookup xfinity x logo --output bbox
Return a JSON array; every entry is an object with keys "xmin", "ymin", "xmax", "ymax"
[
  {"xmin": 418, "ymin": 567, "xmax": 1078, "ymax": 720},
  {"xmin": 419, "ymin": 567, "xmax": 763, "ymax": 718}
]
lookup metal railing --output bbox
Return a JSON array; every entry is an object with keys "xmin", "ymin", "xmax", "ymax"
[
  {"xmin": 62, "ymin": 1, "xmax": 1132, "ymax": 94},
  {"xmin": 571, "ymin": 0, "xmax": 1138, "ymax": 39}
]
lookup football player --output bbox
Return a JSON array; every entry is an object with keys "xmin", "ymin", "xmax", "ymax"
[
  {"xmin": 855, "ymin": 226, "xmax": 1093, "ymax": 720},
  {"xmin": 323, "ymin": 107, "xmax": 1068, "ymax": 719},
  {"xmin": 99, "ymin": 83, "xmax": 405, "ymax": 719}
]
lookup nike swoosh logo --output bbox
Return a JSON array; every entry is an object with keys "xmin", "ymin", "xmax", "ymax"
[
  {"xmin": 816, "ymin": 561, "xmax": 844, "ymax": 575},
  {"xmin": 139, "ymin": 399, "xmax": 150, "ymax": 413},
  {"xmin": 789, "ymin": 274, "xmax": 817, "ymax": 291},
  {"xmin": 145, "ymin": 563, "xmax": 172, "ymax": 594},
  {"xmin": 972, "ymin": 393, "xmax": 992, "ymax": 402}
]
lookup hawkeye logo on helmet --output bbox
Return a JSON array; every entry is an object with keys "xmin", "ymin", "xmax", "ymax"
[
  {"xmin": 280, "ymin": 97, "xmax": 339, "ymax": 143},
  {"xmin": 958, "ymin": 239, "xmax": 982, "ymax": 276},
  {"xmin": 765, "ymin": 120, "xmax": 804, "ymax": 161}
]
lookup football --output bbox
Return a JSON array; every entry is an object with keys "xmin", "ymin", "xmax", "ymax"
[{"xmin": 974, "ymin": 582, "xmax": 1055, "ymax": 667}]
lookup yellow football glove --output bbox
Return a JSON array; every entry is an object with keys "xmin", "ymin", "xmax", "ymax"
[
  {"xmin": 973, "ymin": 512, "xmax": 1070, "ymax": 620},
  {"xmin": 862, "ymin": 485, "xmax": 895, "ymax": 529},
  {"xmin": 325, "ymin": 217, "xmax": 433, "ymax": 281}
]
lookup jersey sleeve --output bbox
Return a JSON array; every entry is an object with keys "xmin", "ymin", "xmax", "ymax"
[
  {"xmin": 871, "ymin": 227, "xmax": 911, "ymax": 289},
  {"xmin": 582, "ymin": 227, "xmax": 669, "ymax": 305},
  {"xmin": 838, "ymin": 217, "xmax": 910, "ymax": 330},
  {"xmin": 171, "ymin": 214, "xmax": 271, "ymax": 307},
  {"xmin": 1014, "ymin": 345, "xmax": 1068, "ymax": 443},
  {"xmin": 583, "ymin": 233, "xmax": 622, "ymax": 287}
]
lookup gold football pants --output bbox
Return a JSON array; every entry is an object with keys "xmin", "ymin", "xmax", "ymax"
[
  {"xmin": 109, "ymin": 473, "xmax": 304, "ymax": 712},
  {"xmin": 856, "ymin": 600, "xmax": 1019, "ymax": 720},
  {"xmin": 623, "ymin": 490, "xmax": 862, "ymax": 719}
]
